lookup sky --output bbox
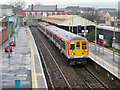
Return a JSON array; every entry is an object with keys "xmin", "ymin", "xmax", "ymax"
[{"xmin": 0, "ymin": 0, "xmax": 120, "ymax": 9}]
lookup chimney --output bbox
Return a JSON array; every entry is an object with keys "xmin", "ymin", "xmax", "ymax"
[
  {"xmin": 31, "ymin": 4, "xmax": 33, "ymax": 11},
  {"xmin": 56, "ymin": 4, "xmax": 57, "ymax": 11}
]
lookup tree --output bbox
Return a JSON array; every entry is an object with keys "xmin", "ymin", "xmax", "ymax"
[
  {"xmin": 106, "ymin": 34, "xmax": 113, "ymax": 47},
  {"xmin": 35, "ymin": 3, "xmax": 42, "ymax": 6},
  {"xmin": 87, "ymin": 30, "xmax": 100, "ymax": 42},
  {"xmin": 9, "ymin": 0, "xmax": 26, "ymax": 15},
  {"xmin": 81, "ymin": 8, "xmax": 99, "ymax": 22}
]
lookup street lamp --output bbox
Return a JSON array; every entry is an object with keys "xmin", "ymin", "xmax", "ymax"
[
  {"xmin": 69, "ymin": 23, "xmax": 71, "ymax": 32},
  {"xmin": 16, "ymin": 15, "xmax": 22, "ymax": 36},
  {"xmin": 84, "ymin": 14, "xmax": 87, "ymax": 36},
  {"xmin": 7, "ymin": 16, "xmax": 14, "ymax": 58},
  {"xmin": 72, "ymin": 15, "xmax": 73, "ymax": 33},
  {"xmin": 113, "ymin": 17, "xmax": 116, "ymax": 61},
  {"xmin": 94, "ymin": 20, "xmax": 97, "ymax": 51},
  {"xmin": 14, "ymin": 16, "xmax": 16, "ymax": 42}
]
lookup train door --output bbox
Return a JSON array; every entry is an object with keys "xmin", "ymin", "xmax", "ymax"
[
  {"xmin": 69, "ymin": 42, "xmax": 76, "ymax": 56},
  {"xmin": 75, "ymin": 41, "xmax": 81, "ymax": 56},
  {"xmin": 81, "ymin": 41, "xmax": 88, "ymax": 55},
  {"xmin": 69, "ymin": 40, "xmax": 83, "ymax": 56}
]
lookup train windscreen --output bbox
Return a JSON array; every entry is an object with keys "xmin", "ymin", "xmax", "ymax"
[
  {"xmin": 82, "ymin": 42, "xmax": 87, "ymax": 49},
  {"xmin": 70, "ymin": 42, "xmax": 75, "ymax": 50},
  {"xmin": 76, "ymin": 42, "xmax": 80, "ymax": 49}
]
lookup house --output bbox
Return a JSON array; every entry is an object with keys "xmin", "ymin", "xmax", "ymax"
[
  {"xmin": 109, "ymin": 12, "xmax": 118, "ymax": 26},
  {"xmin": 97, "ymin": 13, "xmax": 106, "ymax": 25},
  {"xmin": 80, "ymin": 7, "xmax": 95, "ymax": 14},
  {"xmin": 65, "ymin": 6, "xmax": 80, "ymax": 15},
  {"xmin": 65, "ymin": 6, "xmax": 95, "ymax": 15},
  {"xmin": 97, "ymin": 8, "xmax": 117, "ymax": 13},
  {"xmin": 17, "ymin": 9, "xmax": 26, "ymax": 17},
  {"xmin": 23, "ymin": 4, "xmax": 67, "ymax": 17},
  {"xmin": 0, "ymin": 16, "xmax": 14, "ymax": 45},
  {"xmin": 97, "ymin": 8, "xmax": 118, "ymax": 25},
  {"xmin": 0, "ymin": 4, "xmax": 14, "ymax": 16},
  {"xmin": 104, "ymin": 12, "xmax": 118, "ymax": 26},
  {"xmin": 104, "ymin": 12, "xmax": 111, "ymax": 26}
]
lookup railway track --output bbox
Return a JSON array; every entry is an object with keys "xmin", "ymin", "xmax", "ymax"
[
  {"xmin": 27, "ymin": 20, "xmax": 117, "ymax": 89},
  {"xmin": 73, "ymin": 66, "xmax": 109, "ymax": 89},
  {"xmin": 30, "ymin": 26, "xmax": 72, "ymax": 89}
]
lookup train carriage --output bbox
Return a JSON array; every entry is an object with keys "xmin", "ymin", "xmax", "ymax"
[{"xmin": 38, "ymin": 22, "xmax": 89, "ymax": 65}]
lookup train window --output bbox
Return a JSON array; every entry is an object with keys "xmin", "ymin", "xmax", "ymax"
[
  {"xmin": 82, "ymin": 42, "xmax": 87, "ymax": 49},
  {"xmin": 43, "ymin": 27, "xmax": 45, "ymax": 31},
  {"xmin": 46, "ymin": 30, "xmax": 49, "ymax": 35},
  {"xmin": 41, "ymin": 26, "xmax": 44, "ymax": 30},
  {"xmin": 62, "ymin": 41, "xmax": 65, "ymax": 50},
  {"xmin": 53, "ymin": 34, "xmax": 55, "ymax": 40},
  {"xmin": 57, "ymin": 37, "xmax": 60, "ymax": 45},
  {"xmin": 70, "ymin": 42, "xmax": 75, "ymax": 50},
  {"xmin": 76, "ymin": 42, "xmax": 80, "ymax": 49},
  {"xmin": 50, "ymin": 32, "xmax": 52, "ymax": 37}
]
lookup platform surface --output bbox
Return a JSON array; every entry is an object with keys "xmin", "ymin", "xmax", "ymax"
[
  {"xmin": 0, "ymin": 26, "xmax": 47, "ymax": 89},
  {"xmin": 89, "ymin": 43, "xmax": 120, "ymax": 79}
]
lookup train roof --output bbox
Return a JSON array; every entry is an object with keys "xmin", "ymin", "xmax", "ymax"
[
  {"xmin": 38, "ymin": 22, "xmax": 87, "ymax": 41},
  {"xmin": 96, "ymin": 25, "xmax": 120, "ymax": 32}
]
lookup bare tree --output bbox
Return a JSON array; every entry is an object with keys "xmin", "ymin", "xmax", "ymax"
[
  {"xmin": 35, "ymin": 3, "xmax": 43, "ymax": 6},
  {"xmin": 81, "ymin": 8, "xmax": 99, "ymax": 22},
  {"xmin": 9, "ymin": 0, "xmax": 26, "ymax": 15}
]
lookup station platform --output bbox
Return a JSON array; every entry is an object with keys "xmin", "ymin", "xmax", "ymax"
[
  {"xmin": 0, "ymin": 26, "xmax": 47, "ymax": 89},
  {"xmin": 89, "ymin": 43, "xmax": 120, "ymax": 79}
]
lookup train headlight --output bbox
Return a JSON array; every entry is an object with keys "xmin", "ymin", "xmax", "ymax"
[
  {"xmin": 72, "ymin": 53, "xmax": 74, "ymax": 55},
  {"xmin": 71, "ymin": 53, "xmax": 75, "ymax": 55}
]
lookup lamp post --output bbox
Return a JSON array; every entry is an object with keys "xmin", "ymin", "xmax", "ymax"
[
  {"xmin": 94, "ymin": 20, "xmax": 97, "ymax": 51},
  {"xmin": 8, "ymin": 16, "xmax": 15, "ymax": 57},
  {"xmin": 72, "ymin": 15, "xmax": 73, "ymax": 33},
  {"xmin": 77, "ymin": 25, "xmax": 78, "ymax": 34},
  {"xmin": 7, "ymin": 15, "xmax": 16, "ymax": 58},
  {"xmin": 113, "ymin": 17, "xmax": 116, "ymax": 61},
  {"xmin": 17, "ymin": 15, "xmax": 22, "ymax": 36},
  {"xmin": 8, "ymin": 16, "xmax": 10, "ymax": 58},
  {"xmin": 14, "ymin": 16, "xmax": 16, "ymax": 42},
  {"xmin": 69, "ymin": 23, "xmax": 71, "ymax": 32},
  {"xmin": 84, "ymin": 14, "xmax": 87, "ymax": 36}
]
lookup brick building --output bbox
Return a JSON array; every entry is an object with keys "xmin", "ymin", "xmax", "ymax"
[
  {"xmin": 0, "ymin": 16, "xmax": 14, "ymax": 45},
  {"xmin": 17, "ymin": 4, "xmax": 67, "ymax": 17},
  {"xmin": 0, "ymin": 4, "xmax": 14, "ymax": 17}
]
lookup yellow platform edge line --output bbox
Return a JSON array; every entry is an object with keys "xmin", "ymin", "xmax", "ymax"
[
  {"xmin": 90, "ymin": 43, "xmax": 120, "ymax": 58},
  {"xmin": 27, "ymin": 27, "xmax": 38, "ymax": 89},
  {"xmin": 90, "ymin": 52, "xmax": 120, "ymax": 73}
]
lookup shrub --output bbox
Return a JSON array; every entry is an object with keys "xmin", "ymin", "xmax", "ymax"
[
  {"xmin": 87, "ymin": 30, "xmax": 100, "ymax": 42},
  {"xmin": 106, "ymin": 34, "xmax": 113, "ymax": 47}
]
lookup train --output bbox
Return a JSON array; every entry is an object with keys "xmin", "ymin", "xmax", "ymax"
[{"xmin": 37, "ymin": 22, "xmax": 89, "ymax": 65}]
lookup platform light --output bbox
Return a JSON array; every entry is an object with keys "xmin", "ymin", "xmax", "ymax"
[
  {"xmin": 113, "ymin": 17, "xmax": 116, "ymax": 61},
  {"xmin": 7, "ymin": 16, "xmax": 13, "ymax": 58},
  {"xmin": 94, "ymin": 20, "xmax": 97, "ymax": 51}
]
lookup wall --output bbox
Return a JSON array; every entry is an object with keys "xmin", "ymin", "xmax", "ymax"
[
  {"xmin": 17, "ymin": 9, "xmax": 25, "ymax": 17},
  {"xmin": 0, "ymin": 22, "xmax": 14, "ymax": 45},
  {"xmin": 0, "ymin": 31, "xmax": 2, "ymax": 45},
  {"xmin": 24, "ymin": 11, "xmax": 67, "ymax": 17}
]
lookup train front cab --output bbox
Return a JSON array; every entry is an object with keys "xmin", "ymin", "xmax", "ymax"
[{"xmin": 68, "ymin": 40, "xmax": 89, "ymax": 65}]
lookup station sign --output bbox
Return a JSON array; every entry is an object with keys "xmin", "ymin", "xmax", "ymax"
[
  {"xmin": 98, "ymin": 34, "xmax": 104, "ymax": 55},
  {"xmin": 99, "ymin": 34, "xmax": 104, "ymax": 40}
]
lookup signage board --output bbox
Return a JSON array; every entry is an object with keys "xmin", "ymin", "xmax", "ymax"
[{"xmin": 99, "ymin": 34, "xmax": 104, "ymax": 40}]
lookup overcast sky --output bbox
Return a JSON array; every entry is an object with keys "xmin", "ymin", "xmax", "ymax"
[{"xmin": 0, "ymin": 0, "xmax": 119, "ymax": 9}]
